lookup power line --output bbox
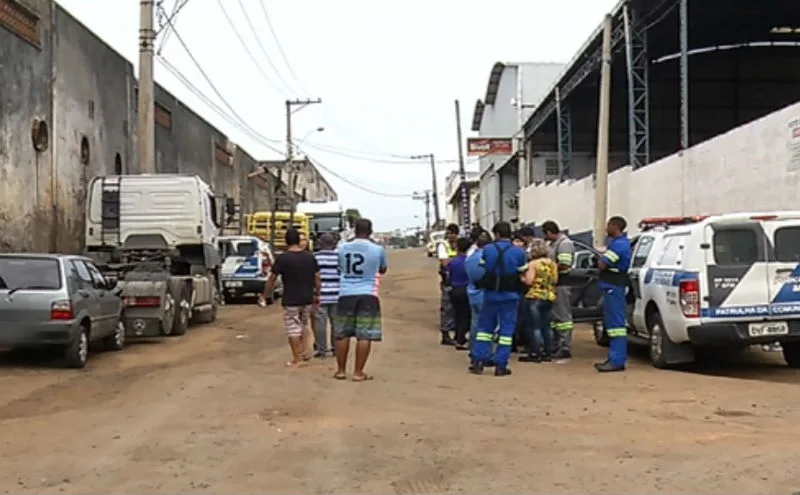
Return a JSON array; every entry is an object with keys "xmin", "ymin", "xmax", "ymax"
[
  {"xmin": 256, "ymin": 0, "xmax": 307, "ymax": 95},
  {"xmin": 157, "ymin": 4, "xmax": 279, "ymax": 152},
  {"xmin": 234, "ymin": 0, "xmax": 297, "ymax": 97},
  {"xmin": 306, "ymin": 155, "xmax": 415, "ymax": 198},
  {"xmin": 211, "ymin": 0, "xmax": 291, "ymax": 98}
]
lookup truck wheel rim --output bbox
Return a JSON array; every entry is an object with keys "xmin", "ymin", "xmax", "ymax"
[
  {"xmin": 650, "ymin": 322, "xmax": 663, "ymax": 360},
  {"xmin": 164, "ymin": 294, "xmax": 175, "ymax": 333}
]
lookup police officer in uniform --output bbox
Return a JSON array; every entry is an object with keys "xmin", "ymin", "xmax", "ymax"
[
  {"xmin": 437, "ymin": 223, "xmax": 460, "ymax": 345},
  {"xmin": 596, "ymin": 216, "xmax": 632, "ymax": 372}
]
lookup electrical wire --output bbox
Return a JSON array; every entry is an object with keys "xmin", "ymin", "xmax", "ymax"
[
  {"xmin": 160, "ymin": 55, "xmax": 413, "ymax": 197},
  {"xmin": 156, "ymin": 0, "xmax": 191, "ymax": 54},
  {"xmin": 157, "ymin": 4, "xmax": 281, "ymax": 152},
  {"xmin": 212, "ymin": 0, "xmax": 291, "ymax": 98},
  {"xmin": 256, "ymin": 0, "xmax": 308, "ymax": 96},
  {"xmin": 234, "ymin": 0, "xmax": 298, "ymax": 97},
  {"xmin": 301, "ymin": 153, "xmax": 415, "ymax": 198}
]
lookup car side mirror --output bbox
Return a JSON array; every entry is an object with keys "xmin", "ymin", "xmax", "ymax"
[{"xmin": 105, "ymin": 276, "xmax": 118, "ymax": 290}]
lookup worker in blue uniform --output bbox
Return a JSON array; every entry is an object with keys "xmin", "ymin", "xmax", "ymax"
[
  {"xmin": 595, "ymin": 216, "xmax": 632, "ymax": 373},
  {"xmin": 469, "ymin": 221, "xmax": 528, "ymax": 377}
]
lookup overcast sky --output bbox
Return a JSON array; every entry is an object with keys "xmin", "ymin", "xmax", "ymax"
[{"xmin": 58, "ymin": 0, "xmax": 617, "ymax": 231}]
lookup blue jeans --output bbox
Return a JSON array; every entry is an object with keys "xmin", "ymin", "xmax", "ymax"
[
  {"xmin": 525, "ymin": 299, "xmax": 553, "ymax": 356},
  {"xmin": 469, "ymin": 300, "xmax": 482, "ymax": 360}
]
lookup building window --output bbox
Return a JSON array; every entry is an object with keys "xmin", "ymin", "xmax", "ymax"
[
  {"xmin": 214, "ymin": 141, "xmax": 233, "ymax": 167},
  {"xmin": 0, "ymin": 0, "xmax": 40, "ymax": 48},
  {"xmin": 154, "ymin": 102, "xmax": 171, "ymax": 129}
]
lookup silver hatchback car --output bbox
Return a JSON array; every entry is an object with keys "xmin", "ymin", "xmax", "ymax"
[{"xmin": 0, "ymin": 254, "xmax": 125, "ymax": 368}]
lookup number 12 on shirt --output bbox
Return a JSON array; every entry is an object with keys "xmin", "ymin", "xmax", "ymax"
[{"xmin": 344, "ymin": 252, "xmax": 365, "ymax": 275}]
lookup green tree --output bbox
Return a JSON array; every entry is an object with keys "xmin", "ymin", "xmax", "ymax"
[{"xmin": 345, "ymin": 208, "xmax": 361, "ymax": 227}]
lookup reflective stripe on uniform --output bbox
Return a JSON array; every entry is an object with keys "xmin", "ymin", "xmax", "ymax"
[
  {"xmin": 556, "ymin": 252, "xmax": 573, "ymax": 264},
  {"xmin": 604, "ymin": 250, "xmax": 620, "ymax": 262},
  {"xmin": 606, "ymin": 327, "xmax": 627, "ymax": 337},
  {"xmin": 476, "ymin": 331, "xmax": 494, "ymax": 342},
  {"xmin": 517, "ymin": 263, "xmax": 529, "ymax": 272},
  {"xmin": 552, "ymin": 321, "xmax": 574, "ymax": 331},
  {"xmin": 497, "ymin": 335, "xmax": 513, "ymax": 346}
]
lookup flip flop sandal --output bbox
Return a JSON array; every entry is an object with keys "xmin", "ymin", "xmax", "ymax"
[
  {"xmin": 333, "ymin": 373, "xmax": 347, "ymax": 380},
  {"xmin": 352, "ymin": 374, "xmax": 374, "ymax": 382}
]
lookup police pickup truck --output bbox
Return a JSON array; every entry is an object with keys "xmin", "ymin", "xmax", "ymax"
[{"xmin": 562, "ymin": 212, "xmax": 800, "ymax": 369}]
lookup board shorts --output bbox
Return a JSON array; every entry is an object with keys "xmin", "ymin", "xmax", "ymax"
[
  {"xmin": 335, "ymin": 295, "xmax": 383, "ymax": 341},
  {"xmin": 283, "ymin": 305, "xmax": 311, "ymax": 338}
]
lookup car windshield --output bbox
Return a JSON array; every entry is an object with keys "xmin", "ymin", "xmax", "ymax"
[
  {"xmin": 311, "ymin": 215, "xmax": 342, "ymax": 233},
  {"xmin": 234, "ymin": 240, "xmax": 257, "ymax": 257},
  {"xmin": 0, "ymin": 257, "xmax": 62, "ymax": 290}
]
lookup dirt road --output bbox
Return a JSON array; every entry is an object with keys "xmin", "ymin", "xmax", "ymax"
[{"xmin": 2, "ymin": 250, "xmax": 800, "ymax": 494}]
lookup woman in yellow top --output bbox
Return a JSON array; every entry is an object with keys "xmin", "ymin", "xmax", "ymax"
[{"xmin": 519, "ymin": 238, "xmax": 559, "ymax": 363}]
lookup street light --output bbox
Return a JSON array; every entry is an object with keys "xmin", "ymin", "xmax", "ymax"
[{"xmin": 294, "ymin": 126, "xmax": 325, "ymax": 150}]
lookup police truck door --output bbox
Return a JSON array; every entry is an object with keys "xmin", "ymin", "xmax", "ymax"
[
  {"xmin": 702, "ymin": 220, "xmax": 770, "ymax": 322},
  {"xmin": 759, "ymin": 215, "xmax": 800, "ymax": 334}
]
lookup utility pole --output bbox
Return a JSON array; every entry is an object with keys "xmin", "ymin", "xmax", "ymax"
[
  {"xmin": 454, "ymin": 100, "xmax": 470, "ymax": 229},
  {"xmin": 412, "ymin": 190, "xmax": 432, "ymax": 237},
  {"xmin": 137, "ymin": 0, "xmax": 156, "ymax": 173},
  {"xmin": 411, "ymin": 154, "xmax": 441, "ymax": 228},
  {"xmin": 593, "ymin": 14, "xmax": 613, "ymax": 248},
  {"xmin": 285, "ymin": 98, "xmax": 321, "ymax": 226}
]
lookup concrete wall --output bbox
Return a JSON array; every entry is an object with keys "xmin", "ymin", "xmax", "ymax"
[
  {"xmin": 0, "ymin": 0, "xmax": 55, "ymax": 252},
  {"xmin": 0, "ymin": 1, "xmax": 315, "ymax": 253},
  {"xmin": 519, "ymin": 100, "xmax": 800, "ymax": 236},
  {"xmin": 52, "ymin": 5, "xmax": 134, "ymax": 253}
]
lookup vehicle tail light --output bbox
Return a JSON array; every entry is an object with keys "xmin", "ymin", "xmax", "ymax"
[
  {"xmin": 51, "ymin": 300, "xmax": 74, "ymax": 320},
  {"xmin": 679, "ymin": 279, "xmax": 700, "ymax": 318},
  {"xmin": 124, "ymin": 296, "xmax": 161, "ymax": 307}
]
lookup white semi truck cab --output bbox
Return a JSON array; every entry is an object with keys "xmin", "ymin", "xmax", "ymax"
[{"xmin": 85, "ymin": 174, "xmax": 225, "ymax": 338}]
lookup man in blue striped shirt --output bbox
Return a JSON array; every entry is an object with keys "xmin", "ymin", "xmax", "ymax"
[{"xmin": 312, "ymin": 233, "xmax": 340, "ymax": 358}]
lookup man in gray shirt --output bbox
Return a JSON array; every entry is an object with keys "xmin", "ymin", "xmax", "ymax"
[{"xmin": 542, "ymin": 220, "xmax": 575, "ymax": 359}]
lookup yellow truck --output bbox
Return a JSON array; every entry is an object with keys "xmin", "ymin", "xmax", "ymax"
[{"xmin": 244, "ymin": 211, "xmax": 312, "ymax": 252}]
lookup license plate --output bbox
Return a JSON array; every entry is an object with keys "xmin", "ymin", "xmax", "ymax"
[
  {"xmin": 748, "ymin": 321, "xmax": 789, "ymax": 337},
  {"xmin": 225, "ymin": 281, "xmax": 243, "ymax": 288}
]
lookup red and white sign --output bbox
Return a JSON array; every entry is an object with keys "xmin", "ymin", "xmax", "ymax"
[{"xmin": 466, "ymin": 138, "xmax": 514, "ymax": 156}]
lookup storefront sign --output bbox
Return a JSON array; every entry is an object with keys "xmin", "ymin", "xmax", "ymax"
[{"xmin": 466, "ymin": 138, "xmax": 513, "ymax": 156}]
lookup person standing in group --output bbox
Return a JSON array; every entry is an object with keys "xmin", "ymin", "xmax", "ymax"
[
  {"xmin": 334, "ymin": 218, "xmax": 388, "ymax": 382},
  {"xmin": 542, "ymin": 220, "xmax": 576, "ymax": 360},
  {"xmin": 261, "ymin": 228, "xmax": 320, "ymax": 368},
  {"xmin": 511, "ymin": 226, "xmax": 536, "ymax": 353},
  {"xmin": 446, "ymin": 237, "xmax": 472, "ymax": 350},
  {"xmin": 470, "ymin": 221, "xmax": 528, "ymax": 377},
  {"xmin": 436, "ymin": 223, "xmax": 460, "ymax": 346},
  {"xmin": 311, "ymin": 233, "xmax": 340, "ymax": 358},
  {"xmin": 519, "ymin": 238, "xmax": 558, "ymax": 363},
  {"xmin": 465, "ymin": 229, "xmax": 491, "ymax": 363},
  {"xmin": 596, "ymin": 216, "xmax": 632, "ymax": 372}
]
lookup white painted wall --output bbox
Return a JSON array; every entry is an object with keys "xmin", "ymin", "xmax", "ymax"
[{"xmin": 519, "ymin": 100, "xmax": 800, "ymax": 236}]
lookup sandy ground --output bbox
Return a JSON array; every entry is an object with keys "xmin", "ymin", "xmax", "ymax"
[{"xmin": 2, "ymin": 249, "xmax": 800, "ymax": 494}]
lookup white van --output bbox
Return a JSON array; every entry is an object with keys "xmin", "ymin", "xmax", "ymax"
[
  {"xmin": 564, "ymin": 212, "xmax": 800, "ymax": 368},
  {"xmin": 217, "ymin": 236, "xmax": 281, "ymax": 304}
]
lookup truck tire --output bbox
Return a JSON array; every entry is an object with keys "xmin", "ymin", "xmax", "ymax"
[
  {"xmin": 168, "ymin": 285, "xmax": 190, "ymax": 336},
  {"xmin": 63, "ymin": 324, "xmax": 89, "ymax": 369}
]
